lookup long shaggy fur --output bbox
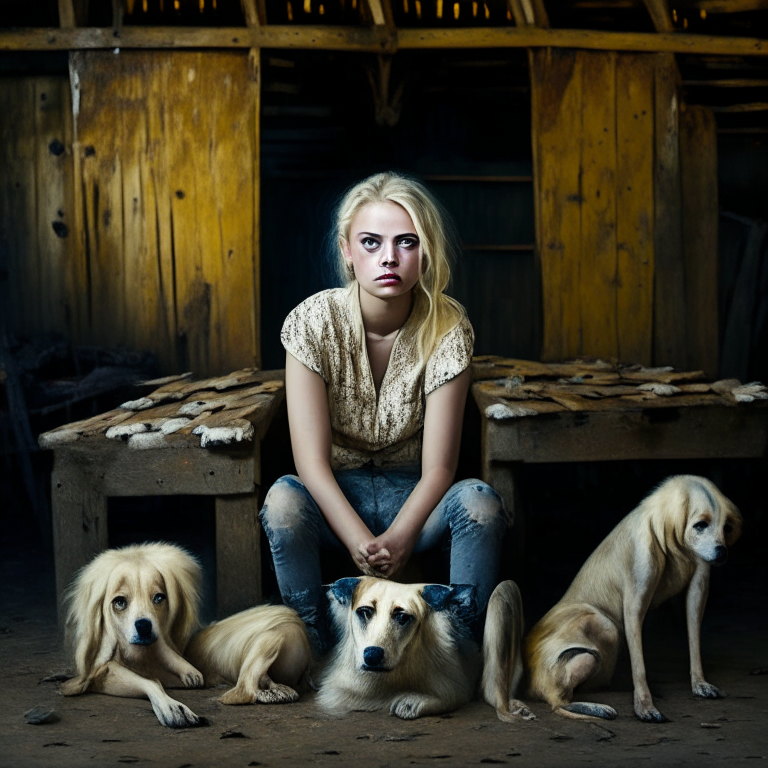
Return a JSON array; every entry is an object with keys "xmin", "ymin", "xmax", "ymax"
[
  {"xmin": 60, "ymin": 542, "xmax": 206, "ymax": 728},
  {"xmin": 317, "ymin": 577, "xmax": 479, "ymax": 720},
  {"xmin": 185, "ymin": 605, "xmax": 312, "ymax": 705},
  {"xmin": 523, "ymin": 475, "xmax": 742, "ymax": 722}
]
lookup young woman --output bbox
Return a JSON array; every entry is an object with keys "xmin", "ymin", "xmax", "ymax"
[{"xmin": 259, "ymin": 172, "xmax": 507, "ymax": 653}]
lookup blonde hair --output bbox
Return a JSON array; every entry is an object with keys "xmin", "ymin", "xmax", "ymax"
[{"xmin": 334, "ymin": 172, "xmax": 467, "ymax": 363}]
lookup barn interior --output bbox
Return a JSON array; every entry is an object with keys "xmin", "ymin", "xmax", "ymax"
[{"xmin": 1, "ymin": 0, "xmax": 767, "ymax": 765}]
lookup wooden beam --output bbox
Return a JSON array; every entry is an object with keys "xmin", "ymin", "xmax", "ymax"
[
  {"xmin": 366, "ymin": 0, "xmax": 391, "ymax": 26},
  {"xmin": 643, "ymin": 0, "xmax": 675, "ymax": 33},
  {"xmin": 58, "ymin": 0, "xmax": 77, "ymax": 27},
  {"xmin": 2, "ymin": 26, "xmax": 768, "ymax": 56},
  {"xmin": 508, "ymin": 0, "xmax": 548, "ymax": 27},
  {"xmin": 708, "ymin": 101, "xmax": 768, "ymax": 111},
  {"xmin": 675, "ymin": 0, "xmax": 768, "ymax": 12},
  {"xmin": 684, "ymin": 79, "xmax": 768, "ymax": 87},
  {"xmin": 240, "ymin": 0, "xmax": 264, "ymax": 26}
]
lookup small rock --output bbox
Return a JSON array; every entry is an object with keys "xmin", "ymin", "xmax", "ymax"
[
  {"xmin": 701, "ymin": 723, "xmax": 722, "ymax": 729},
  {"xmin": 24, "ymin": 705, "xmax": 59, "ymax": 725},
  {"xmin": 750, "ymin": 668, "xmax": 768, "ymax": 676},
  {"xmin": 40, "ymin": 673, "xmax": 70, "ymax": 683},
  {"xmin": 590, "ymin": 724, "xmax": 616, "ymax": 741},
  {"xmin": 220, "ymin": 730, "xmax": 248, "ymax": 739},
  {"xmin": 550, "ymin": 734, "xmax": 573, "ymax": 742}
]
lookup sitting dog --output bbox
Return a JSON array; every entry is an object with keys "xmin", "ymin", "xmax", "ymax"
[
  {"xmin": 185, "ymin": 605, "xmax": 312, "ymax": 705},
  {"xmin": 523, "ymin": 475, "xmax": 742, "ymax": 723},
  {"xmin": 61, "ymin": 542, "xmax": 206, "ymax": 728},
  {"xmin": 317, "ymin": 577, "xmax": 479, "ymax": 719}
]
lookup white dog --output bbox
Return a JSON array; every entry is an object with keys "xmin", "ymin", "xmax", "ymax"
[
  {"xmin": 317, "ymin": 576, "xmax": 534, "ymax": 721},
  {"xmin": 185, "ymin": 605, "xmax": 312, "ymax": 705},
  {"xmin": 523, "ymin": 475, "xmax": 742, "ymax": 722},
  {"xmin": 61, "ymin": 542, "xmax": 206, "ymax": 728}
]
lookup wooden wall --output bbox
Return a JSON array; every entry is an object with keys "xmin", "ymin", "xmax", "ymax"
[
  {"xmin": 0, "ymin": 50, "xmax": 261, "ymax": 377},
  {"xmin": 531, "ymin": 49, "xmax": 719, "ymax": 375}
]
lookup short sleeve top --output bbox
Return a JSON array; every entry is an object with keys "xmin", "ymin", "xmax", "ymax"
[{"xmin": 281, "ymin": 284, "xmax": 474, "ymax": 471}]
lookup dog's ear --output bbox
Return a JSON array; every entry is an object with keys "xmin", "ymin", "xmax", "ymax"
[
  {"xmin": 421, "ymin": 584, "xmax": 476, "ymax": 616},
  {"xmin": 326, "ymin": 577, "xmax": 361, "ymax": 606}
]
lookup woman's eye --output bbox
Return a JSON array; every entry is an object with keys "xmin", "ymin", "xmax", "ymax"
[
  {"xmin": 397, "ymin": 237, "xmax": 417, "ymax": 248},
  {"xmin": 361, "ymin": 237, "xmax": 378, "ymax": 249},
  {"xmin": 153, "ymin": 593, "xmax": 167, "ymax": 605},
  {"xmin": 693, "ymin": 521, "xmax": 709, "ymax": 532},
  {"xmin": 112, "ymin": 597, "xmax": 127, "ymax": 611}
]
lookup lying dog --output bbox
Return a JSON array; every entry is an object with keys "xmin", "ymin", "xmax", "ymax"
[
  {"xmin": 185, "ymin": 605, "xmax": 312, "ymax": 705},
  {"xmin": 524, "ymin": 475, "xmax": 742, "ymax": 722},
  {"xmin": 61, "ymin": 542, "xmax": 206, "ymax": 728},
  {"xmin": 317, "ymin": 576, "xmax": 534, "ymax": 721},
  {"xmin": 317, "ymin": 577, "xmax": 479, "ymax": 719}
]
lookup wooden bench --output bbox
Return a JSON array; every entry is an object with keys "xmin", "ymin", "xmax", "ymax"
[
  {"xmin": 38, "ymin": 368, "xmax": 285, "ymax": 622},
  {"xmin": 471, "ymin": 356, "xmax": 768, "ymax": 550}
]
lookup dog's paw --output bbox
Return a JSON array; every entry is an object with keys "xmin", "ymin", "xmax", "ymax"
[
  {"xmin": 692, "ymin": 681, "xmax": 724, "ymax": 699},
  {"xmin": 634, "ymin": 705, "xmax": 668, "ymax": 723},
  {"xmin": 508, "ymin": 698, "xmax": 537, "ymax": 721},
  {"xmin": 154, "ymin": 698, "xmax": 206, "ymax": 728},
  {"xmin": 561, "ymin": 702, "xmax": 617, "ymax": 720},
  {"xmin": 180, "ymin": 670, "xmax": 204, "ymax": 689},
  {"xmin": 255, "ymin": 684, "xmax": 300, "ymax": 705},
  {"xmin": 390, "ymin": 694, "xmax": 428, "ymax": 720}
]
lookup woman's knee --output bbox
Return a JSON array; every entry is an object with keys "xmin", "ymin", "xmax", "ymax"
[
  {"xmin": 448, "ymin": 479, "xmax": 507, "ymax": 531},
  {"xmin": 260, "ymin": 475, "xmax": 314, "ymax": 531}
]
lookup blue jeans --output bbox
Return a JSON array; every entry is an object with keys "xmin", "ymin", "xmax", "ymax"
[{"xmin": 259, "ymin": 466, "xmax": 507, "ymax": 653}]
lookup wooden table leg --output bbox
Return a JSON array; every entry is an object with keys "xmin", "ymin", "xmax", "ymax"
[
  {"xmin": 51, "ymin": 459, "xmax": 109, "ymax": 625},
  {"xmin": 215, "ymin": 493, "xmax": 262, "ymax": 619},
  {"xmin": 482, "ymin": 458, "xmax": 525, "ymax": 569}
]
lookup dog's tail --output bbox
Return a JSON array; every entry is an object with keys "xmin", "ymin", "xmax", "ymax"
[{"xmin": 482, "ymin": 580, "xmax": 536, "ymax": 723}]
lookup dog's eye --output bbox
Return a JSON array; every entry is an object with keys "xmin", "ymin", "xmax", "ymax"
[
  {"xmin": 693, "ymin": 521, "xmax": 709, "ymax": 532},
  {"xmin": 356, "ymin": 606, "xmax": 374, "ymax": 623},
  {"xmin": 392, "ymin": 609, "xmax": 413, "ymax": 627},
  {"xmin": 724, "ymin": 524, "xmax": 733, "ymax": 535},
  {"xmin": 153, "ymin": 593, "xmax": 167, "ymax": 605},
  {"xmin": 112, "ymin": 597, "xmax": 128, "ymax": 611}
]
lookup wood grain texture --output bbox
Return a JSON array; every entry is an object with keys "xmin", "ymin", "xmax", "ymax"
[
  {"xmin": 531, "ymin": 48, "xmax": 583, "ymax": 361},
  {"xmin": 70, "ymin": 50, "xmax": 260, "ymax": 375},
  {"xmin": 680, "ymin": 104, "xmax": 719, "ymax": 377},
  {"xmin": 616, "ymin": 54, "xmax": 654, "ymax": 365},
  {"xmin": 653, "ymin": 52, "xmax": 686, "ymax": 369}
]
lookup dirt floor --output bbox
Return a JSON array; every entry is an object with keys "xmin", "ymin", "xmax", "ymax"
[{"xmin": 2, "ymin": 531, "xmax": 767, "ymax": 768}]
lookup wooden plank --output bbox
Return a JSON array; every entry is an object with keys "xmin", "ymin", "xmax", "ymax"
[
  {"xmin": 676, "ymin": 0, "xmax": 768, "ymax": 11},
  {"xmin": 531, "ymin": 48, "xmax": 583, "ymax": 361},
  {"xmin": 579, "ymin": 51, "xmax": 619, "ymax": 360},
  {"xmin": 58, "ymin": 0, "xmax": 76, "ymax": 27},
  {"xmin": 3, "ymin": 27, "xmax": 768, "ymax": 57},
  {"xmin": 615, "ymin": 53, "xmax": 654, "ymax": 365},
  {"xmin": 680, "ymin": 104, "xmax": 719, "ymax": 378},
  {"xmin": 51, "ymin": 459, "xmax": 109, "ymax": 622},
  {"xmin": 215, "ymin": 494, "xmax": 262, "ymax": 617},
  {"xmin": 653, "ymin": 53, "xmax": 686, "ymax": 369},
  {"xmin": 642, "ymin": 0, "xmax": 674, "ymax": 32}
]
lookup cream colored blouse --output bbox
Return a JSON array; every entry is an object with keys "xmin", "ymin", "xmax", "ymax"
[{"xmin": 281, "ymin": 284, "xmax": 474, "ymax": 471}]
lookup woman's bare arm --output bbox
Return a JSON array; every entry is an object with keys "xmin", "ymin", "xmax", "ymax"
[
  {"xmin": 285, "ymin": 352, "xmax": 375, "ymax": 573},
  {"xmin": 366, "ymin": 366, "xmax": 472, "ymax": 576}
]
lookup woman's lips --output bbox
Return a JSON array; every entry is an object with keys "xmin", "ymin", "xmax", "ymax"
[{"xmin": 375, "ymin": 274, "xmax": 401, "ymax": 282}]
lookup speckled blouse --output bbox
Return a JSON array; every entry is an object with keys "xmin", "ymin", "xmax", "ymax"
[{"xmin": 281, "ymin": 283, "xmax": 474, "ymax": 471}]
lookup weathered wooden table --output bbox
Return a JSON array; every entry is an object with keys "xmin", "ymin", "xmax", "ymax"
[
  {"xmin": 471, "ymin": 356, "xmax": 768, "ymax": 544},
  {"xmin": 38, "ymin": 368, "xmax": 285, "ymax": 621}
]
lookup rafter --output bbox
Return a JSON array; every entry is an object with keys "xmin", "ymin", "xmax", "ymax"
[
  {"xmin": 508, "ymin": 0, "xmax": 548, "ymax": 27},
  {"xmin": 58, "ymin": 0, "xmax": 77, "ymax": 27},
  {"xmin": 643, "ymin": 0, "xmax": 674, "ymax": 33},
  {"xmin": 2, "ymin": 25, "xmax": 768, "ymax": 57}
]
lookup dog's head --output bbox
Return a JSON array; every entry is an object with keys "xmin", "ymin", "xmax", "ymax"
[
  {"xmin": 64, "ymin": 543, "xmax": 201, "ymax": 685},
  {"xmin": 326, "ymin": 576, "xmax": 475, "ymax": 673},
  {"xmin": 657, "ymin": 476, "xmax": 742, "ymax": 565}
]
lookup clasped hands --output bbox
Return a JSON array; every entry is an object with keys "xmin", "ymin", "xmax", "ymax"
[{"xmin": 351, "ymin": 528, "xmax": 417, "ymax": 579}]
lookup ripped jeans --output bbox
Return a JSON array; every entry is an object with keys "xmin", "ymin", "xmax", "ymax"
[{"xmin": 259, "ymin": 466, "xmax": 508, "ymax": 654}]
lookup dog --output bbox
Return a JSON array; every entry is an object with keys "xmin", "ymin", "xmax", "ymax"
[
  {"xmin": 185, "ymin": 605, "xmax": 312, "ymax": 705},
  {"xmin": 61, "ymin": 542, "xmax": 206, "ymax": 728},
  {"xmin": 523, "ymin": 475, "xmax": 742, "ymax": 723},
  {"xmin": 317, "ymin": 576, "xmax": 534, "ymax": 721}
]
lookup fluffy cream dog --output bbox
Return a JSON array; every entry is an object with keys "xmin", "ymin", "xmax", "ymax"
[
  {"xmin": 524, "ymin": 475, "xmax": 742, "ymax": 723},
  {"xmin": 318, "ymin": 576, "xmax": 534, "ymax": 721},
  {"xmin": 185, "ymin": 605, "xmax": 312, "ymax": 705},
  {"xmin": 61, "ymin": 543, "xmax": 206, "ymax": 728}
]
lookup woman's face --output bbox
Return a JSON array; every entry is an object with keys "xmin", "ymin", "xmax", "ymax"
[{"xmin": 343, "ymin": 201, "xmax": 422, "ymax": 301}]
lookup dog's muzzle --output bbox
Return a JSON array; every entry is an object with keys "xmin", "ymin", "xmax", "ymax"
[
  {"xmin": 131, "ymin": 618, "xmax": 157, "ymax": 645},
  {"xmin": 361, "ymin": 645, "xmax": 389, "ymax": 672},
  {"xmin": 711, "ymin": 546, "xmax": 728, "ymax": 566}
]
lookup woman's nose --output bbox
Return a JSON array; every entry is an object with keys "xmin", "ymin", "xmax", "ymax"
[{"xmin": 380, "ymin": 242, "xmax": 398, "ymax": 266}]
